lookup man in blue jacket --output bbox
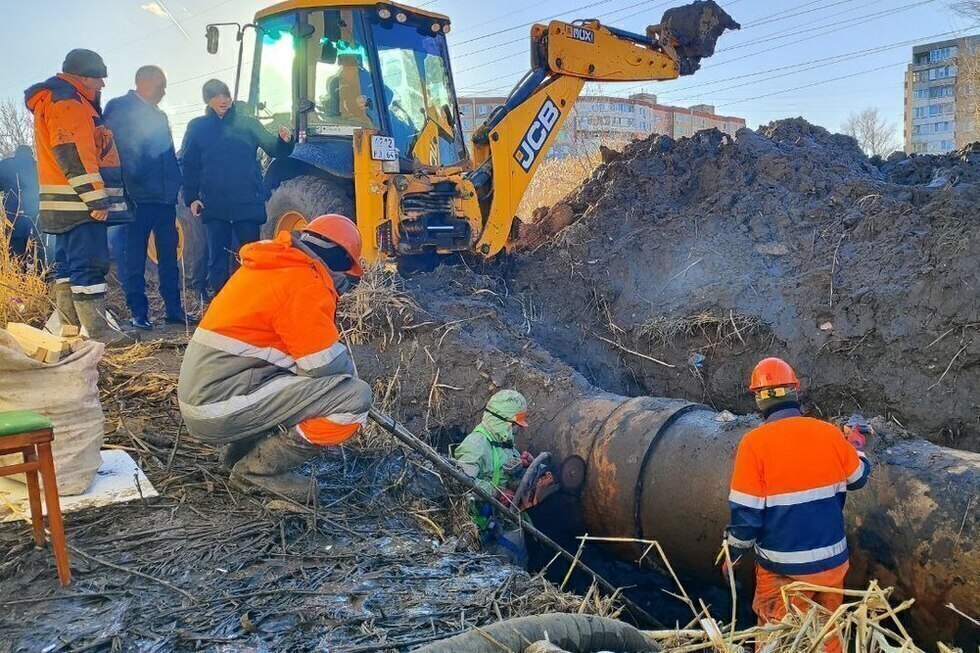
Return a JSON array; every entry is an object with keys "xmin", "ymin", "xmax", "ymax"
[
  {"xmin": 180, "ymin": 79, "xmax": 294, "ymax": 295},
  {"xmin": 105, "ymin": 65, "xmax": 192, "ymax": 329},
  {"xmin": 0, "ymin": 145, "xmax": 41, "ymax": 261}
]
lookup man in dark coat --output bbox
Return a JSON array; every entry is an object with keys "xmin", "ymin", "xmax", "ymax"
[
  {"xmin": 105, "ymin": 65, "xmax": 193, "ymax": 329},
  {"xmin": 179, "ymin": 79, "xmax": 294, "ymax": 294},
  {"xmin": 0, "ymin": 145, "xmax": 41, "ymax": 260}
]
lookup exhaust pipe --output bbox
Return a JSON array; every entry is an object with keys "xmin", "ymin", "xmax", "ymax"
[{"xmin": 523, "ymin": 394, "xmax": 979, "ymax": 644}]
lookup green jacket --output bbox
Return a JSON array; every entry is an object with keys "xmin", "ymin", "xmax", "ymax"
[{"xmin": 454, "ymin": 390, "xmax": 527, "ymax": 531}]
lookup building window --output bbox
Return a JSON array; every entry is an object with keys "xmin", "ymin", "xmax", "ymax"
[
  {"xmin": 930, "ymin": 46, "xmax": 956, "ymax": 63},
  {"xmin": 477, "ymin": 105, "xmax": 488, "ymax": 116}
]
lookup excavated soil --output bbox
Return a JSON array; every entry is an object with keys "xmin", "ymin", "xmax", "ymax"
[{"xmin": 510, "ymin": 119, "xmax": 980, "ymax": 451}]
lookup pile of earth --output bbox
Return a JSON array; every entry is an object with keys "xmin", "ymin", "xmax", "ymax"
[{"xmin": 509, "ymin": 118, "xmax": 980, "ymax": 451}]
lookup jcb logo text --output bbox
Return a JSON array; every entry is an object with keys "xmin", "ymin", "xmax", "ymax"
[{"xmin": 514, "ymin": 97, "xmax": 561, "ymax": 172}]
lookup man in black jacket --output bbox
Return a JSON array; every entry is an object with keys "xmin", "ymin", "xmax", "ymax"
[
  {"xmin": 0, "ymin": 145, "xmax": 41, "ymax": 261},
  {"xmin": 180, "ymin": 79, "xmax": 294, "ymax": 294},
  {"xmin": 105, "ymin": 65, "xmax": 192, "ymax": 329}
]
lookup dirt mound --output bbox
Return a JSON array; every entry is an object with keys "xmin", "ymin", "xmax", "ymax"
[{"xmin": 510, "ymin": 119, "xmax": 980, "ymax": 450}]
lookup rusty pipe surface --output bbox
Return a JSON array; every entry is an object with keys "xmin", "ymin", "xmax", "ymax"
[{"xmin": 524, "ymin": 394, "xmax": 979, "ymax": 645}]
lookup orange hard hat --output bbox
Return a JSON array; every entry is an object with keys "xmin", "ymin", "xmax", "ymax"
[
  {"xmin": 302, "ymin": 214, "xmax": 364, "ymax": 277},
  {"xmin": 748, "ymin": 357, "xmax": 800, "ymax": 393}
]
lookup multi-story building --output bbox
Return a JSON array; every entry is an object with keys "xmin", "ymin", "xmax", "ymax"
[
  {"xmin": 904, "ymin": 35, "xmax": 980, "ymax": 154},
  {"xmin": 457, "ymin": 93, "xmax": 746, "ymax": 158}
]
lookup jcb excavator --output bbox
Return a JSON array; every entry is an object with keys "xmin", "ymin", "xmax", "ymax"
[{"xmin": 203, "ymin": 0, "xmax": 738, "ymax": 267}]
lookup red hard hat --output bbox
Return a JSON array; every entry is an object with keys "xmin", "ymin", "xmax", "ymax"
[
  {"xmin": 302, "ymin": 214, "xmax": 364, "ymax": 277},
  {"xmin": 748, "ymin": 357, "xmax": 800, "ymax": 393}
]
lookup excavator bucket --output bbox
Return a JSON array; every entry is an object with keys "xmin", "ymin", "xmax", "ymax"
[{"xmin": 659, "ymin": 0, "xmax": 740, "ymax": 75}]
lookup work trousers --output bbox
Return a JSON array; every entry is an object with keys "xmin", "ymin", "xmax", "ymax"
[
  {"xmin": 53, "ymin": 221, "xmax": 110, "ymax": 301},
  {"xmin": 205, "ymin": 219, "xmax": 262, "ymax": 294},
  {"xmin": 181, "ymin": 373, "xmax": 372, "ymax": 446},
  {"xmin": 752, "ymin": 561, "xmax": 849, "ymax": 653},
  {"xmin": 123, "ymin": 203, "xmax": 182, "ymax": 320}
]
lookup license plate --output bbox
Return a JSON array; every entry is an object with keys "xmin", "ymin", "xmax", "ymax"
[{"xmin": 371, "ymin": 135, "xmax": 399, "ymax": 161}]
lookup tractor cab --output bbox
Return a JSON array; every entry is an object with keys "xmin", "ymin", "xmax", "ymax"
[{"xmin": 250, "ymin": 2, "xmax": 466, "ymax": 176}]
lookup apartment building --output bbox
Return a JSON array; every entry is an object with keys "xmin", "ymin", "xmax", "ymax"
[
  {"xmin": 904, "ymin": 35, "xmax": 980, "ymax": 154},
  {"xmin": 457, "ymin": 93, "xmax": 746, "ymax": 158}
]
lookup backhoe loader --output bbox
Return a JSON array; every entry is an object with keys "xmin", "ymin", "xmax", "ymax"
[{"xmin": 202, "ymin": 0, "xmax": 738, "ymax": 268}]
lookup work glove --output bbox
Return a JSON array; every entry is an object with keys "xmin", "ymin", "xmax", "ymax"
[
  {"xmin": 497, "ymin": 488, "xmax": 516, "ymax": 508},
  {"xmin": 844, "ymin": 414, "xmax": 872, "ymax": 451},
  {"xmin": 520, "ymin": 450, "xmax": 534, "ymax": 468}
]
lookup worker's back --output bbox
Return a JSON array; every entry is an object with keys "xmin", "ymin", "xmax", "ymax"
[
  {"xmin": 728, "ymin": 413, "xmax": 870, "ymax": 576},
  {"xmin": 177, "ymin": 231, "xmax": 345, "ymax": 421}
]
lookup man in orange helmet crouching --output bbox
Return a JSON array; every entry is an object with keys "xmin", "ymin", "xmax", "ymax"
[
  {"xmin": 177, "ymin": 214, "xmax": 372, "ymax": 502},
  {"xmin": 725, "ymin": 357, "xmax": 872, "ymax": 653}
]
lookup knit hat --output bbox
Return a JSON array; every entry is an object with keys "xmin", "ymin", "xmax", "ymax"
[
  {"xmin": 62, "ymin": 49, "xmax": 108, "ymax": 78},
  {"xmin": 202, "ymin": 79, "xmax": 231, "ymax": 103}
]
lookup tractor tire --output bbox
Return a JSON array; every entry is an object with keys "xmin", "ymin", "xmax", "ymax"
[
  {"xmin": 263, "ymin": 175, "xmax": 354, "ymax": 241},
  {"xmin": 146, "ymin": 204, "xmax": 208, "ymax": 294}
]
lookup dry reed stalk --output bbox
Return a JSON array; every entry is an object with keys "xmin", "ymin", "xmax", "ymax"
[
  {"xmin": 0, "ymin": 207, "xmax": 49, "ymax": 327},
  {"xmin": 337, "ymin": 263, "xmax": 418, "ymax": 348}
]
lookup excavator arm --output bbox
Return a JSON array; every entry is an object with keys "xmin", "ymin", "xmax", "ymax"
[{"xmin": 466, "ymin": 0, "xmax": 739, "ymax": 256}]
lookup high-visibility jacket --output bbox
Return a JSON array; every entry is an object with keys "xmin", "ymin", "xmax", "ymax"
[
  {"xmin": 24, "ymin": 74, "xmax": 130, "ymax": 233},
  {"xmin": 177, "ymin": 232, "xmax": 362, "ymax": 444},
  {"xmin": 727, "ymin": 407, "xmax": 871, "ymax": 575}
]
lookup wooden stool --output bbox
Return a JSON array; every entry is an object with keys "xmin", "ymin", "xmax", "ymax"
[{"xmin": 0, "ymin": 411, "xmax": 71, "ymax": 586}]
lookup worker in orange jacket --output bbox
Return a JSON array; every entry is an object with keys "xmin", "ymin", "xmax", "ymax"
[
  {"xmin": 177, "ymin": 214, "xmax": 372, "ymax": 502},
  {"xmin": 725, "ymin": 358, "xmax": 871, "ymax": 653},
  {"xmin": 25, "ymin": 49, "xmax": 132, "ymax": 344}
]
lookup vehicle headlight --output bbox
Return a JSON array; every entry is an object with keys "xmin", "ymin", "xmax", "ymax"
[
  {"xmin": 442, "ymin": 24, "xmax": 451, "ymax": 34},
  {"xmin": 378, "ymin": 7, "xmax": 392, "ymax": 19},
  {"xmin": 395, "ymin": 12, "xmax": 407, "ymax": 23}
]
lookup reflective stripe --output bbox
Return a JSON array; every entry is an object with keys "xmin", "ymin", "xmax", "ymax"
[
  {"xmin": 40, "ymin": 200, "xmax": 89, "ymax": 211},
  {"xmin": 729, "ymin": 489, "xmax": 765, "ymax": 509},
  {"xmin": 727, "ymin": 533, "xmax": 755, "ymax": 549},
  {"xmin": 295, "ymin": 342, "xmax": 347, "ymax": 371},
  {"xmin": 108, "ymin": 202, "xmax": 128, "ymax": 211},
  {"xmin": 847, "ymin": 459, "xmax": 867, "ymax": 484},
  {"xmin": 55, "ymin": 278, "xmax": 70, "ymax": 284},
  {"xmin": 179, "ymin": 375, "xmax": 304, "ymax": 420},
  {"xmin": 766, "ymin": 482, "xmax": 847, "ymax": 507},
  {"xmin": 71, "ymin": 283, "xmax": 107, "ymax": 295},
  {"xmin": 106, "ymin": 188, "xmax": 125, "ymax": 196},
  {"xmin": 756, "ymin": 537, "xmax": 848, "ymax": 564},
  {"xmin": 79, "ymin": 189, "xmax": 109, "ymax": 203},
  {"xmin": 39, "ymin": 184, "xmax": 75, "ymax": 194},
  {"xmin": 191, "ymin": 327, "xmax": 296, "ymax": 370},
  {"xmin": 324, "ymin": 411, "xmax": 368, "ymax": 425},
  {"xmin": 68, "ymin": 172, "xmax": 103, "ymax": 187}
]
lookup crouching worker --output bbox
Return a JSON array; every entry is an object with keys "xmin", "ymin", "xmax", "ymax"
[
  {"xmin": 177, "ymin": 214, "xmax": 372, "ymax": 502},
  {"xmin": 455, "ymin": 390, "xmax": 555, "ymax": 567}
]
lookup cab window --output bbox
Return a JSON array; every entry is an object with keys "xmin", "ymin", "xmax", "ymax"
[{"xmin": 254, "ymin": 14, "xmax": 296, "ymax": 132}]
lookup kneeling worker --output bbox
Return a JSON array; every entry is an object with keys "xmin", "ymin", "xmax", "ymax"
[
  {"xmin": 726, "ymin": 357, "xmax": 871, "ymax": 653},
  {"xmin": 177, "ymin": 215, "xmax": 372, "ymax": 501},
  {"xmin": 455, "ymin": 390, "xmax": 554, "ymax": 566}
]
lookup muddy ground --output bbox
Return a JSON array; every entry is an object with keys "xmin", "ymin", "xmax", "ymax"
[{"xmin": 513, "ymin": 119, "xmax": 980, "ymax": 451}]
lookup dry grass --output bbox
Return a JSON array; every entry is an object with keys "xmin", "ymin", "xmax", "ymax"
[
  {"xmin": 637, "ymin": 310, "xmax": 761, "ymax": 350},
  {"xmin": 337, "ymin": 263, "xmax": 418, "ymax": 348},
  {"xmin": 517, "ymin": 155, "xmax": 598, "ymax": 222},
  {"xmin": 0, "ymin": 206, "xmax": 49, "ymax": 327}
]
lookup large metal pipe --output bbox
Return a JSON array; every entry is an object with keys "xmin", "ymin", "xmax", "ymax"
[{"xmin": 523, "ymin": 394, "xmax": 979, "ymax": 645}]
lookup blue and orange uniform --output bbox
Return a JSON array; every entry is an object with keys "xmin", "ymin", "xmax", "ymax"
[{"xmin": 727, "ymin": 358, "xmax": 871, "ymax": 653}]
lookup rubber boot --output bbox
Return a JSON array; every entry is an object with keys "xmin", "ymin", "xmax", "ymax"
[
  {"xmin": 220, "ymin": 434, "xmax": 264, "ymax": 471},
  {"xmin": 74, "ymin": 297, "xmax": 135, "ymax": 347},
  {"xmin": 54, "ymin": 282, "xmax": 78, "ymax": 327},
  {"xmin": 229, "ymin": 429, "xmax": 320, "ymax": 503}
]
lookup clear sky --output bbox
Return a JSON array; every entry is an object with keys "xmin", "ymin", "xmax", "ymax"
[{"xmin": 3, "ymin": 0, "xmax": 977, "ymax": 144}]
